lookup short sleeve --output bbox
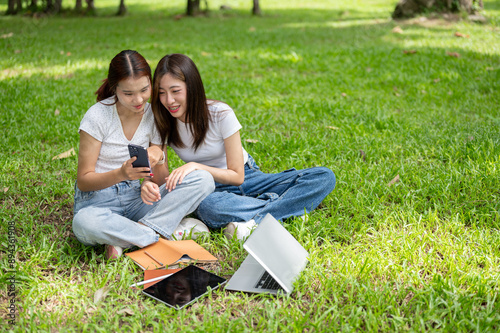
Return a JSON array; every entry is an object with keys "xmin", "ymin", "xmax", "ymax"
[
  {"xmin": 79, "ymin": 102, "xmax": 112, "ymax": 142},
  {"xmin": 151, "ymin": 122, "xmax": 162, "ymax": 146},
  {"xmin": 212, "ymin": 104, "xmax": 242, "ymax": 140}
]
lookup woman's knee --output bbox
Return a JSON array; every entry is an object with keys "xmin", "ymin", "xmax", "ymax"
[
  {"xmin": 320, "ymin": 167, "xmax": 336, "ymax": 188},
  {"xmin": 189, "ymin": 169, "xmax": 215, "ymax": 195},
  {"xmin": 72, "ymin": 207, "xmax": 107, "ymax": 245},
  {"xmin": 73, "ymin": 208, "xmax": 91, "ymax": 231},
  {"xmin": 196, "ymin": 192, "xmax": 228, "ymax": 226},
  {"xmin": 198, "ymin": 192, "xmax": 226, "ymax": 212},
  {"xmin": 307, "ymin": 167, "xmax": 336, "ymax": 192}
]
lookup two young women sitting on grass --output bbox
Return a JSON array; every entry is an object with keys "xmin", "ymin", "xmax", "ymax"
[{"xmin": 72, "ymin": 50, "xmax": 336, "ymax": 259}]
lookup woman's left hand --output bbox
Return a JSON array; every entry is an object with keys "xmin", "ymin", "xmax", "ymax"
[{"xmin": 164, "ymin": 162, "xmax": 199, "ymax": 192}]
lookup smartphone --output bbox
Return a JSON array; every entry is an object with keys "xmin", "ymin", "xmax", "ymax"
[
  {"xmin": 142, "ymin": 265, "xmax": 227, "ymax": 310},
  {"xmin": 128, "ymin": 144, "xmax": 152, "ymax": 177}
]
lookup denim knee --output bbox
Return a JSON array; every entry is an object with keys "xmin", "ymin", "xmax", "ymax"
[
  {"xmin": 317, "ymin": 167, "xmax": 336, "ymax": 191},
  {"xmin": 189, "ymin": 169, "xmax": 215, "ymax": 196},
  {"xmin": 72, "ymin": 207, "xmax": 103, "ymax": 246},
  {"xmin": 303, "ymin": 167, "xmax": 336, "ymax": 197},
  {"xmin": 195, "ymin": 192, "xmax": 228, "ymax": 228}
]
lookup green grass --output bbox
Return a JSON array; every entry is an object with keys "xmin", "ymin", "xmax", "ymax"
[{"xmin": 1, "ymin": 0, "xmax": 500, "ymax": 331}]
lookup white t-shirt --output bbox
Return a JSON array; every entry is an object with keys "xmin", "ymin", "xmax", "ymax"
[
  {"xmin": 79, "ymin": 97, "xmax": 161, "ymax": 174},
  {"xmin": 170, "ymin": 101, "xmax": 248, "ymax": 169}
]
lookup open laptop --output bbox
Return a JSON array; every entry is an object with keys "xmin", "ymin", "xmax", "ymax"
[{"xmin": 225, "ymin": 213, "xmax": 309, "ymax": 295}]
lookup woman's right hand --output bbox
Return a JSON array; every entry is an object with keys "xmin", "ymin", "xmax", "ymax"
[
  {"xmin": 141, "ymin": 180, "xmax": 161, "ymax": 205},
  {"xmin": 121, "ymin": 156, "xmax": 152, "ymax": 180},
  {"xmin": 164, "ymin": 162, "xmax": 200, "ymax": 192}
]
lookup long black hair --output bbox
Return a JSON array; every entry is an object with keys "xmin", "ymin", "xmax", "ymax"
[{"xmin": 151, "ymin": 54, "xmax": 210, "ymax": 150}]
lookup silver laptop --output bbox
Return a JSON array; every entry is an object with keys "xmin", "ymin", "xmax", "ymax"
[{"xmin": 225, "ymin": 214, "xmax": 309, "ymax": 295}]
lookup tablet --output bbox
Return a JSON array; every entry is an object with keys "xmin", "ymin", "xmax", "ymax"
[{"xmin": 142, "ymin": 265, "xmax": 226, "ymax": 309}]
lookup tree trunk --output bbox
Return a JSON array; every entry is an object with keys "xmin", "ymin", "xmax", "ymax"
[
  {"xmin": 117, "ymin": 0, "xmax": 127, "ymax": 16},
  {"xmin": 54, "ymin": 0, "xmax": 62, "ymax": 13},
  {"xmin": 46, "ymin": 0, "xmax": 53, "ymax": 12},
  {"xmin": 6, "ymin": 0, "xmax": 17, "ymax": 14},
  {"xmin": 252, "ymin": 0, "xmax": 261, "ymax": 15},
  {"xmin": 86, "ymin": 0, "xmax": 96, "ymax": 15},
  {"xmin": 29, "ymin": 0, "xmax": 38, "ymax": 11},
  {"xmin": 75, "ymin": 0, "xmax": 83, "ymax": 12},
  {"xmin": 46, "ymin": 0, "xmax": 62, "ymax": 13},
  {"xmin": 15, "ymin": 0, "xmax": 22, "ymax": 13},
  {"xmin": 186, "ymin": 0, "xmax": 200, "ymax": 16},
  {"xmin": 393, "ymin": 0, "xmax": 484, "ymax": 19}
]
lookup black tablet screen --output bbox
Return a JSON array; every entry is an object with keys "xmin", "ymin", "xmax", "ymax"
[{"xmin": 142, "ymin": 265, "xmax": 226, "ymax": 309}]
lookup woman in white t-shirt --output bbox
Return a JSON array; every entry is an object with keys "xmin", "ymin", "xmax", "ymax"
[
  {"xmin": 72, "ymin": 50, "xmax": 214, "ymax": 259},
  {"xmin": 148, "ymin": 53, "xmax": 336, "ymax": 240}
]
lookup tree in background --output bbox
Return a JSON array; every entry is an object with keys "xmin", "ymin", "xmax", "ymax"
[
  {"xmin": 186, "ymin": 0, "xmax": 204, "ymax": 16},
  {"xmin": 5, "ymin": 0, "xmax": 260, "ymax": 16},
  {"xmin": 252, "ymin": 0, "xmax": 261, "ymax": 15},
  {"xmin": 6, "ymin": 0, "xmax": 22, "ymax": 15},
  {"xmin": 29, "ymin": 0, "xmax": 39, "ymax": 11},
  {"xmin": 393, "ymin": 0, "xmax": 484, "ymax": 18},
  {"xmin": 186, "ymin": 0, "xmax": 261, "ymax": 16},
  {"xmin": 117, "ymin": 0, "xmax": 127, "ymax": 16},
  {"xmin": 82, "ymin": 0, "xmax": 97, "ymax": 15},
  {"xmin": 46, "ymin": 0, "xmax": 63, "ymax": 14},
  {"xmin": 4, "ymin": 0, "xmax": 124, "ymax": 15}
]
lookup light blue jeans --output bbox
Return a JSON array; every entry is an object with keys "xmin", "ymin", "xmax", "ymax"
[
  {"xmin": 72, "ymin": 170, "xmax": 214, "ymax": 248},
  {"xmin": 195, "ymin": 155, "xmax": 336, "ymax": 228}
]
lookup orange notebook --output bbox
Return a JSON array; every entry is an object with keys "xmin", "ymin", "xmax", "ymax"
[{"xmin": 125, "ymin": 239, "xmax": 218, "ymax": 270}]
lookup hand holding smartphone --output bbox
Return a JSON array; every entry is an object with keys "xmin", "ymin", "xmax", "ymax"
[{"xmin": 128, "ymin": 144, "xmax": 153, "ymax": 178}]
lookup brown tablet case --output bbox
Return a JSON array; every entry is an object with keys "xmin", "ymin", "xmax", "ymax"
[{"xmin": 125, "ymin": 239, "xmax": 217, "ymax": 270}]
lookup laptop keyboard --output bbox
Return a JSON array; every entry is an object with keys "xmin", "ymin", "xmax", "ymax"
[{"xmin": 255, "ymin": 271, "xmax": 281, "ymax": 290}]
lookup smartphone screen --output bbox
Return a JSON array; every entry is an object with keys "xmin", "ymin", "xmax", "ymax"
[{"xmin": 128, "ymin": 144, "xmax": 152, "ymax": 177}]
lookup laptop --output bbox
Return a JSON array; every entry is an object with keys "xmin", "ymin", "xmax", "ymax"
[{"xmin": 225, "ymin": 213, "xmax": 309, "ymax": 295}]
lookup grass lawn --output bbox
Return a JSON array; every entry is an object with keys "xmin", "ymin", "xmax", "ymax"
[{"xmin": 1, "ymin": 0, "xmax": 500, "ymax": 331}]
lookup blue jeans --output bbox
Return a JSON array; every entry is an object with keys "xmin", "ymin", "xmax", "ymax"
[
  {"xmin": 195, "ymin": 155, "xmax": 336, "ymax": 228},
  {"xmin": 72, "ymin": 170, "xmax": 214, "ymax": 248}
]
